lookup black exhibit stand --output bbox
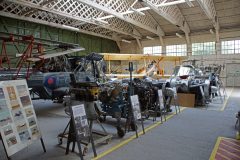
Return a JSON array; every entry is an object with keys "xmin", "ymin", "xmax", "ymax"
[
  {"xmin": 66, "ymin": 104, "xmax": 97, "ymax": 160},
  {"xmin": 125, "ymin": 62, "xmax": 145, "ymax": 138}
]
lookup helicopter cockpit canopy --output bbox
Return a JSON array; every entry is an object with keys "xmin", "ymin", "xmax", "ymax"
[{"xmin": 172, "ymin": 65, "xmax": 203, "ymax": 78}]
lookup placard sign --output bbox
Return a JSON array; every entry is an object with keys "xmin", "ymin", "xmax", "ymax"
[
  {"xmin": 173, "ymin": 87, "xmax": 177, "ymax": 98},
  {"xmin": 157, "ymin": 90, "xmax": 164, "ymax": 109},
  {"xmin": 0, "ymin": 80, "xmax": 42, "ymax": 156},
  {"xmin": 71, "ymin": 104, "xmax": 89, "ymax": 138},
  {"xmin": 130, "ymin": 95, "xmax": 141, "ymax": 120}
]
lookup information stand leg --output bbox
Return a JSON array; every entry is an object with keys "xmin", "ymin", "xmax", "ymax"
[
  {"xmin": 76, "ymin": 141, "xmax": 84, "ymax": 160},
  {"xmin": 135, "ymin": 125, "xmax": 139, "ymax": 138},
  {"xmin": 125, "ymin": 113, "xmax": 141, "ymax": 138},
  {"xmin": 160, "ymin": 113, "xmax": 162, "ymax": 123},
  {"xmin": 174, "ymin": 98, "xmax": 180, "ymax": 114},
  {"xmin": 71, "ymin": 142, "xmax": 75, "ymax": 152},
  {"xmin": 153, "ymin": 103, "xmax": 159, "ymax": 122},
  {"xmin": 174, "ymin": 101, "xmax": 178, "ymax": 114},
  {"xmin": 159, "ymin": 106, "xmax": 163, "ymax": 123},
  {"xmin": 162, "ymin": 108, "xmax": 166, "ymax": 122},
  {"xmin": 66, "ymin": 118, "xmax": 84, "ymax": 160},
  {"xmin": 62, "ymin": 121, "xmax": 70, "ymax": 137},
  {"xmin": 124, "ymin": 111, "xmax": 136, "ymax": 133},
  {"xmin": 124, "ymin": 117, "xmax": 129, "ymax": 133},
  {"xmin": 40, "ymin": 138, "xmax": 46, "ymax": 153},
  {"xmin": 66, "ymin": 139, "xmax": 71, "ymax": 155},
  {"xmin": 131, "ymin": 117, "xmax": 138, "ymax": 138},
  {"xmin": 65, "ymin": 139, "xmax": 71, "ymax": 155},
  {"xmin": 89, "ymin": 120, "xmax": 97, "ymax": 157},
  {"xmin": 141, "ymin": 118, "xmax": 145, "ymax": 134},
  {"xmin": 1, "ymin": 135, "xmax": 11, "ymax": 160},
  {"xmin": 124, "ymin": 111, "xmax": 131, "ymax": 133},
  {"xmin": 66, "ymin": 119, "xmax": 75, "ymax": 155}
]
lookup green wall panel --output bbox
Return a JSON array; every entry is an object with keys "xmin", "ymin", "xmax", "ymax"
[{"xmin": 0, "ymin": 16, "xmax": 120, "ymax": 60}]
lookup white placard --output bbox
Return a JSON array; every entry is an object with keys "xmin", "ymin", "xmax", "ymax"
[
  {"xmin": 71, "ymin": 104, "xmax": 89, "ymax": 138},
  {"xmin": 130, "ymin": 95, "xmax": 141, "ymax": 120},
  {"xmin": 0, "ymin": 80, "xmax": 41, "ymax": 156},
  {"xmin": 157, "ymin": 90, "xmax": 164, "ymax": 110},
  {"xmin": 173, "ymin": 87, "xmax": 177, "ymax": 98}
]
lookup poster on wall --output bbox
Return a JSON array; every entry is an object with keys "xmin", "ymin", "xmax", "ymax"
[
  {"xmin": 130, "ymin": 95, "xmax": 142, "ymax": 120},
  {"xmin": 0, "ymin": 80, "xmax": 42, "ymax": 156}
]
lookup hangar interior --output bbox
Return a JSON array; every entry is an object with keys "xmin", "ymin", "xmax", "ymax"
[{"xmin": 0, "ymin": 0, "xmax": 240, "ymax": 160}]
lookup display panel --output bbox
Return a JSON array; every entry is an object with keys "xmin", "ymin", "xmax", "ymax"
[
  {"xmin": 130, "ymin": 95, "xmax": 142, "ymax": 120},
  {"xmin": 0, "ymin": 80, "xmax": 41, "ymax": 156},
  {"xmin": 71, "ymin": 104, "xmax": 89, "ymax": 138}
]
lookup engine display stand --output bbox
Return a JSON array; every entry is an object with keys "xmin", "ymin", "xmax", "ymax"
[{"xmin": 124, "ymin": 62, "xmax": 145, "ymax": 138}]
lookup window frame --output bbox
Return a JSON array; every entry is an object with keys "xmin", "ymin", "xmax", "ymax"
[
  {"xmin": 192, "ymin": 41, "xmax": 216, "ymax": 56},
  {"xmin": 166, "ymin": 44, "xmax": 187, "ymax": 56},
  {"xmin": 143, "ymin": 46, "xmax": 162, "ymax": 55},
  {"xmin": 221, "ymin": 40, "xmax": 240, "ymax": 54}
]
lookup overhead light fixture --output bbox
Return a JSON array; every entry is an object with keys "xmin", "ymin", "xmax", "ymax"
[
  {"xmin": 210, "ymin": 29, "xmax": 215, "ymax": 34},
  {"xmin": 121, "ymin": 39, "xmax": 131, "ymax": 43},
  {"xmin": 130, "ymin": 7, "xmax": 145, "ymax": 16},
  {"xmin": 62, "ymin": 25, "xmax": 79, "ymax": 31},
  {"xmin": 92, "ymin": 18, "xmax": 109, "ymax": 25},
  {"xmin": 185, "ymin": 0, "xmax": 194, "ymax": 7},
  {"xmin": 146, "ymin": 36, "xmax": 154, "ymax": 40},
  {"xmin": 176, "ymin": 33, "xmax": 183, "ymax": 38}
]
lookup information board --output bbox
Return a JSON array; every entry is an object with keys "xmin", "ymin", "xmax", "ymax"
[
  {"xmin": 0, "ymin": 80, "xmax": 42, "ymax": 156},
  {"xmin": 71, "ymin": 104, "xmax": 89, "ymax": 138},
  {"xmin": 173, "ymin": 87, "xmax": 177, "ymax": 98},
  {"xmin": 130, "ymin": 95, "xmax": 141, "ymax": 120},
  {"xmin": 157, "ymin": 90, "xmax": 164, "ymax": 110}
]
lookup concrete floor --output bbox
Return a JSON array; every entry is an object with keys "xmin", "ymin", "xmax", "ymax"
[{"xmin": 0, "ymin": 88, "xmax": 239, "ymax": 160}]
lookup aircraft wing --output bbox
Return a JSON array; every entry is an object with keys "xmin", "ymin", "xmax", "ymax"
[
  {"xmin": 27, "ymin": 47, "xmax": 85, "ymax": 62},
  {"xmin": 105, "ymin": 73, "xmax": 146, "ymax": 78},
  {"xmin": 105, "ymin": 74, "xmax": 171, "ymax": 79},
  {"xmin": 105, "ymin": 63, "xmax": 171, "ymax": 79}
]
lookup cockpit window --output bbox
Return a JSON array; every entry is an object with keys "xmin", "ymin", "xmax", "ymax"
[{"xmin": 172, "ymin": 66, "xmax": 193, "ymax": 76}]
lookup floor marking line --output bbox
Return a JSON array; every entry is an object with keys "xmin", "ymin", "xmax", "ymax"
[
  {"xmin": 220, "ymin": 87, "xmax": 234, "ymax": 111},
  {"xmin": 221, "ymin": 140, "xmax": 240, "ymax": 149},
  {"xmin": 216, "ymin": 152, "xmax": 232, "ymax": 160},
  {"xmin": 221, "ymin": 142, "xmax": 240, "ymax": 153},
  {"xmin": 221, "ymin": 136, "xmax": 240, "ymax": 142},
  {"xmin": 209, "ymin": 137, "xmax": 222, "ymax": 160},
  {"xmin": 92, "ymin": 107, "xmax": 186, "ymax": 160},
  {"xmin": 218, "ymin": 147, "xmax": 240, "ymax": 159}
]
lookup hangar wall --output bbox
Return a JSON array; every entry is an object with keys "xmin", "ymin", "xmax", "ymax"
[
  {"xmin": 0, "ymin": 16, "xmax": 120, "ymax": 58},
  {"xmin": 118, "ymin": 29, "xmax": 240, "ymax": 86}
]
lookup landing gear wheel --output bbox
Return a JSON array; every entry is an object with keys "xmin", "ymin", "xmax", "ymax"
[{"xmin": 117, "ymin": 127, "xmax": 125, "ymax": 138}]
